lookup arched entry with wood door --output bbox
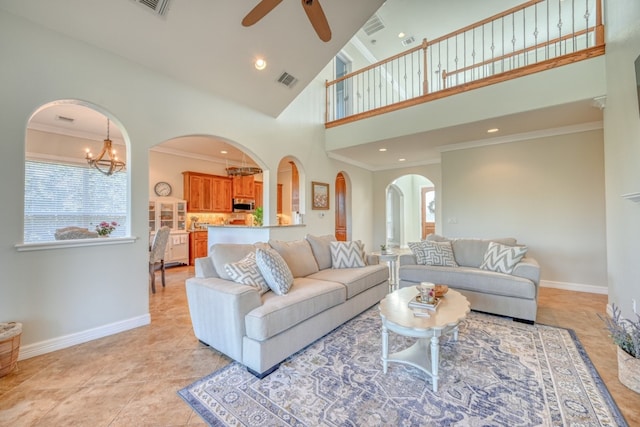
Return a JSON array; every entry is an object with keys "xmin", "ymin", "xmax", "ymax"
[
  {"xmin": 335, "ymin": 172, "xmax": 348, "ymax": 241},
  {"xmin": 385, "ymin": 174, "xmax": 435, "ymax": 247}
]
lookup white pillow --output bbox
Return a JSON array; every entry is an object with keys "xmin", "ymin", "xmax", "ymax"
[
  {"xmin": 255, "ymin": 248, "xmax": 294, "ymax": 295},
  {"xmin": 330, "ymin": 241, "xmax": 365, "ymax": 269},
  {"xmin": 408, "ymin": 240, "xmax": 458, "ymax": 267},
  {"xmin": 223, "ymin": 252, "xmax": 270, "ymax": 295},
  {"xmin": 480, "ymin": 242, "xmax": 528, "ymax": 274}
]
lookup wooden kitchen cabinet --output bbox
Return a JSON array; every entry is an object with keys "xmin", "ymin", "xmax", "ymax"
[
  {"xmin": 212, "ymin": 176, "xmax": 232, "ymax": 212},
  {"xmin": 189, "ymin": 230, "xmax": 209, "ymax": 265},
  {"xmin": 254, "ymin": 181, "xmax": 282, "ymax": 213},
  {"xmin": 183, "ymin": 171, "xmax": 232, "ymax": 213},
  {"xmin": 232, "ymin": 175, "xmax": 255, "ymax": 199},
  {"xmin": 254, "ymin": 181, "xmax": 263, "ymax": 208}
]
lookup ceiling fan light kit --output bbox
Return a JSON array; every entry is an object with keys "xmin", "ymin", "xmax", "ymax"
[{"xmin": 243, "ymin": 0, "xmax": 331, "ymax": 42}]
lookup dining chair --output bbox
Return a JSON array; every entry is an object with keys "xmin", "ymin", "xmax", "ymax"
[{"xmin": 149, "ymin": 226, "xmax": 171, "ymax": 293}]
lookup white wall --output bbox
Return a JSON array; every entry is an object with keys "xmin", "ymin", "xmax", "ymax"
[
  {"xmin": 441, "ymin": 129, "xmax": 607, "ymax": 290},
  {"xmin": 0, "ymin": 10, "xmax": 374, "ymax": 355},
  {"xmin": 602, "ymin": 1, "xmax": 640, "ymax": 318}
]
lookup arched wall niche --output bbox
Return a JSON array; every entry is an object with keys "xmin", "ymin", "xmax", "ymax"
[{"xmin": 277, "ymin": 156, "xmax": 306, "ymax": 225}]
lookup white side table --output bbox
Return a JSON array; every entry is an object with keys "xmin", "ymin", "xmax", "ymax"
[{"xmin": 373, "ymin": 251, "xmax": 400, "ymax": 291}]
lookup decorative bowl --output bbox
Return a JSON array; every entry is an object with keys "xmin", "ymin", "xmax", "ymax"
[{"xmin": 434, "ymin": 284, "xmax": 449, "ymax": 297}]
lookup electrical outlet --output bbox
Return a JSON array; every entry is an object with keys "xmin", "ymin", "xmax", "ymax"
[{"xmin": 633, "ymin": 299, "xmax": 637, "ymax": 314}]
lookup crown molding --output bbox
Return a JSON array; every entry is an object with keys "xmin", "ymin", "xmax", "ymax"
[{"xmin": 438, "ymin": 121, "xmax": 604, "ymax": 154}]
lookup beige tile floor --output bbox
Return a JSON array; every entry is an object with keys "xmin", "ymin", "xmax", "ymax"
[{"xmin": 1, "ymin": 266, "xmax": 638, "ymax": 426}]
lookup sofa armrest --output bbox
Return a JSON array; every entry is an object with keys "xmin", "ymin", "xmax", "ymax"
[
  {"xmin": 185, "ymin": 277, "xmax": 261, "ymax": 362},
  {"xmin": 512, "ymin": 257, "xmax": 540, "ymax": 286},
  {"xmin": 194, "ymin": 256, "xmax": 219, "ymax": 278}
]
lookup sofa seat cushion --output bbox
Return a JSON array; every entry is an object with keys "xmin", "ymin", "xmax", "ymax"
[
  {"xmin": 307, "ymin": 264, "xmax": 388, "ymax": 299},
  {"xmin": 245, "ymin": 278, "xmax": 346, "ymax": 341},
  {"xmin": 400, "ymin": 265, "xmax": 536, "ymax": 300}
]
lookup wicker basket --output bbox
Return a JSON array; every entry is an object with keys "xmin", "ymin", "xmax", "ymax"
[{"xmin": 0, "ymin": 322, "xmax": 22, "ymax": 377}]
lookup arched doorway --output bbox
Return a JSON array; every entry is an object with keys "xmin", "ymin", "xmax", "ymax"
[{"xmin": 385, "ymin": 174, "xmax": 435, "ymax": 247}]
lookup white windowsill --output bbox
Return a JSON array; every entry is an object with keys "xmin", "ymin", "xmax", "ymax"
[{"xmin": 15, "ymin": 236, "xmax": 138, "ymax": 252}]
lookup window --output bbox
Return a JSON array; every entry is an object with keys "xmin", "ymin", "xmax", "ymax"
[
  {"xmin": 335, "ymin": 54, "xmax": 352, "ymax": 120},
  {"xmin": 24, "ymin": 160, "xmax": 126, "ymax": 242}
]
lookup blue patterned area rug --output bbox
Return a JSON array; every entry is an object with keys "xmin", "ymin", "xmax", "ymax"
[{"xmin": 178, "ymin": 308, "xmax": 627, "ymax": 426}]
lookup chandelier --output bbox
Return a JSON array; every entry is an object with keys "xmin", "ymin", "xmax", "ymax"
[{"xmin": 85, "ymin": 118, "xmax": 125, "ymax": 176}]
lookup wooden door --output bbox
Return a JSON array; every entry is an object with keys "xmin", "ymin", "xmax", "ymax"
[
  {"xmin": 290, "ymin": 161, "xmax": 299, "ymax": 213},
  {"xmin": 335, "ymin": 173, "xmax": 347, "ymax": 241},
  {"xmin": 421, "ymin": 187, "xmax": 436, "ymax": 239}
]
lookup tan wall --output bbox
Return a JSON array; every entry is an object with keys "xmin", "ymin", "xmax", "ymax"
[{"xmin": 441, "ymin": 129, "xmax": 607, "ymax": 289}]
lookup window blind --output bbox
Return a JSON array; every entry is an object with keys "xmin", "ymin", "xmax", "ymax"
[{"xmin": 24, "ymin": 160, "xmax": 127, "ymax": 242}]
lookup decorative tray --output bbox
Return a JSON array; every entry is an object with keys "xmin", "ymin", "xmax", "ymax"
[{"xmin": 408, "ymin": 295, "xmax": 442, "ymax": 311}]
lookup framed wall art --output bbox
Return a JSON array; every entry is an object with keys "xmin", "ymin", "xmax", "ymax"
[{"xmin": 311, "ymin": 181, "xmax": 330, "ymax": 210}]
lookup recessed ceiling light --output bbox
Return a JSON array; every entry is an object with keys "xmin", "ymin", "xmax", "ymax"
[
  {"xmin": 379, "ymin": 148, "xmax": 387, "ymax": 152},
  {"xmin": 398, "ymin": 158, "xmax": 406, "ymax": 162},
  {"xmin": 220, "ymin": 150, "xmax": 228, "ymax": 154},
  {"xmin": 254, "ymin": 58, "xmax": 267, "ymax": 70},
  {"xmin": 398, "ymin": 32, "xmax": 405, "ymax": 38},
  {"xmin": 487, "ymin": 128, "xmax": 499, "ymax": 133}
]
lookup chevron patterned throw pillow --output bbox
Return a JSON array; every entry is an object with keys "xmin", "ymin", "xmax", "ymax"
[
  {"xmin": 256, "ymin": 248, "xmax": 294, "ymax": 295},
  {"xmin": 224, "ymin": 251, "xmax": 270, "ymax": 295},
  {"xmin": 408, "ymin": 240, "xmax": 458, "ymax": 267},
  {"xmin": 480, "ymin": 242, "xmax": 528, "ymax": 274},
  {"xmin": 330, "ymin": 241, "xmax": 366, "ymax": 269}
]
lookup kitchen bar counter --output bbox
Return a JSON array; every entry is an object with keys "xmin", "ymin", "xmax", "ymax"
[{"xmin": 207, "ymin": 224, "xmax": 307, "ymax": 248}]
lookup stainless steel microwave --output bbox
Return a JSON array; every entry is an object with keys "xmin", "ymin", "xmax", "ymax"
[{"xmin": 232, "ymin": 198, "xmax": 255, "ymax": 212}]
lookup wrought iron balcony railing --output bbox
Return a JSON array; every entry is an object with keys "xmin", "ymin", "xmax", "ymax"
[{"xmin": 325, "ymin": 0, "xmax": 605, "ymax": 126}]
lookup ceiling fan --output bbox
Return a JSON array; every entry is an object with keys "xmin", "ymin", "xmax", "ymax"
[{"xmin": 242, "ymin": 0, "xmax": 332, "ymax": 42}]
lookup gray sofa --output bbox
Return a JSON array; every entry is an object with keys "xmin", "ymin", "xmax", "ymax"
[
  {"xmin": 185, "ymin": 235, "xmax": 389, "ymax": 377},
  {"xmin": 398, "ymin": 235, "xmax": 540, "ymax": 323}
]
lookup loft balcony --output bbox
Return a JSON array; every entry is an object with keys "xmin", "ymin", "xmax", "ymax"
[{"xmin": 325, "ymin": 0, "xmax": 605, "ymax": 128}]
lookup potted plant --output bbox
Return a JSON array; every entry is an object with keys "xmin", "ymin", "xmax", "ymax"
[
  {"xmin": 603, "ymin": 304, "xmax": 640, "ymax": 393},
  {"xmin": 380, "ymin": 244, "xmax": 389, "ymax": 255},
  {"xmin": 253, "ymin": 207, "xmax": 263, "ymax": 227}
]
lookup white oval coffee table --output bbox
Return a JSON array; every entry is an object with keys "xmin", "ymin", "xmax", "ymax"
[{"xmin": 379, "ymin": 287, "xmax": 470, "ymax": 392}]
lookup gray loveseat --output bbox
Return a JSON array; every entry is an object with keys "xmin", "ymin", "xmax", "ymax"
[
  {"xmin": 185, "ymin": 235, "xmax": 389, "ymax": 377},
  {"xmin": 399, "ymin": 235, "xmax": 540, "ymax": 323}
]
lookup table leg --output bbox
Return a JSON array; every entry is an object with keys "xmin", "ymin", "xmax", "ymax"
[
  {"xmin": 431, "ymin": 335, "xmax": 439, "ymax": 392},
  {"xmin": 382, "ymin": 324, "xmax": 389, "ymax": 374}
]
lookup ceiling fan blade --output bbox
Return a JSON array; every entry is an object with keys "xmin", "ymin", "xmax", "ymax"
[
  {"xmin": 242, "ymin": 0, "xmax": 283, "ymax": 27},
  {"xmin": 301, "ymin": 0, "xmax": 332, "ymax": 42}
]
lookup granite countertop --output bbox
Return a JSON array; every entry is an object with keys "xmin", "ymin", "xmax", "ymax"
[{"xmin": 207, "ymin": 224, "xmax": 305, "ymax": 229}]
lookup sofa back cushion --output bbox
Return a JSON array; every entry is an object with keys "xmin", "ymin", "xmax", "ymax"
[
  {"xmin": 305, "ymin": 234, "xmax": 336, "ymax": 270},
  {"xmin": 427, "ymin": 234, "xmax": 517, "ymax": 268},
  {"xmin": 269, "ymin": 239, "xmax": 319, "ymax": 278}
]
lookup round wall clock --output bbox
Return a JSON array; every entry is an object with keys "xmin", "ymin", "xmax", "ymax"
[{"xmin": 154, "ymin": 181, "xmax": 172, "ymax": 197}]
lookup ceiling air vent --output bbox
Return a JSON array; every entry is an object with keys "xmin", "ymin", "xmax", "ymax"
[
  {"xmin": 132, "ymin": 0, "xmax": 171, "ymax": 17},
  {"xmin": 363, "ymin": 14, "xmax": 385, "ymax": 36},
  {"xmin": 401, "ymin": 36, "xmax": 416, "ymax": 47},
  {"xmin": 277, "ymin": 72, "xmax": 298, "ymax": 89}
]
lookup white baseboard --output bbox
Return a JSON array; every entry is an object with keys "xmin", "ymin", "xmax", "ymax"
[
  {"xmin": 539, "ymin": 280, "xmax": 608, "ymax": 295},
  {"xmin": 17, "ymin": 314, "xmax": 151, "ymax": 361}
]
